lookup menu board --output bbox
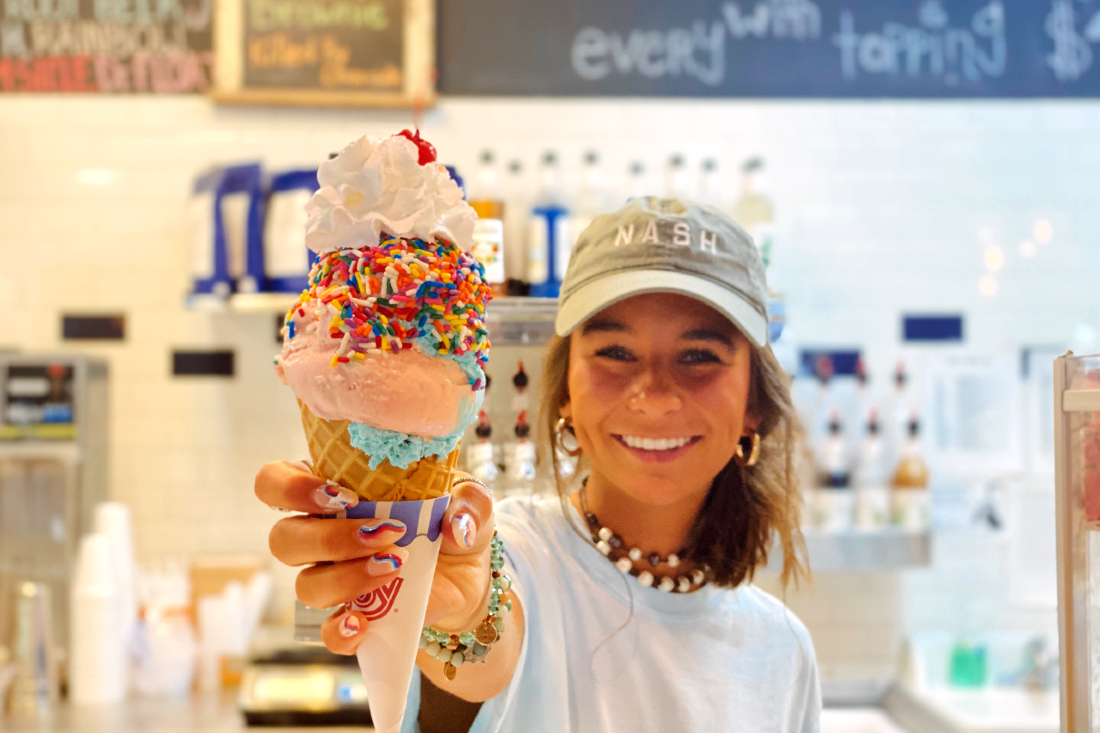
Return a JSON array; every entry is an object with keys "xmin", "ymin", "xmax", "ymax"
[
  {"xmin": 0, "ymin": 0, "xmax": 213, "ymax": 92},
  {"xmin": 438, "ymin": 0, "xmax": 1100, "ymax": 98},
  {"xmin": 211, "ymin": 0, "xmax": 434, "ymax": 106}
]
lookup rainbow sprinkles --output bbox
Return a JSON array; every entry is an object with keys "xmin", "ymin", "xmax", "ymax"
[{"xmin": 284, "ymin": 235, "xmax": 492, "ymax": 388}]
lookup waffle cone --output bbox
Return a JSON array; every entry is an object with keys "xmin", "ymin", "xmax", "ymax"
[{"xmin": 298, "ymin": 400, "xmax": 458, "ymax": 501}]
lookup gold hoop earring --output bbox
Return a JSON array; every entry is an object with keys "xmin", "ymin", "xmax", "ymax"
[
  {"xmin": 733, "ymin": 432, "xmax": 760, "ymax": 467},
  {"xmin": 555, "ymin": 417, "xmax": 582, "ymax": 457}
]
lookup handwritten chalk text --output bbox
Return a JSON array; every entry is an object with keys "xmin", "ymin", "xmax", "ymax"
[{"xmin": 832, "ymin": 1, "xmax": 1006, "ymax": 83}]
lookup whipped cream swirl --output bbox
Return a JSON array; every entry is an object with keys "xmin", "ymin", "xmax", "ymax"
[{"xmin": 305, "ymin": 134, "xmax": 476, "ymax": 254}]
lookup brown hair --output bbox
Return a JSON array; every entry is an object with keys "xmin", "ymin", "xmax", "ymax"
[{"xmin": 539, "ymin": 333, "xmax": 809, "ymax": 589}]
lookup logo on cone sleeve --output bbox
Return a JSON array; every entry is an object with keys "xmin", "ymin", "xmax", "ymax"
[{"xmin": 352, "ymin": 577, "xmax": 404, "ymax": 620}]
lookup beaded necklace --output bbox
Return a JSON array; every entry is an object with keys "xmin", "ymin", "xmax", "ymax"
[{"xmin": 578, "ymin": 485, "xmax": 709, "ymax": 594}]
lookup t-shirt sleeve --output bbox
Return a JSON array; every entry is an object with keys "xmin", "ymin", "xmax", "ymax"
[
  {"xmin": 468, "ymin": 498, "xmax": 562, "ymax": 733},
  {"xmin": 789, "ymin": 619, "xmax": 822, "ymax": 733},
  {"xmin": 400, "ymin": 671, "xmax": 420, "ymax": 733}
]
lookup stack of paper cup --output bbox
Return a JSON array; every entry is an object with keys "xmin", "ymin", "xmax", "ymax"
[
  {"xmin": 69, "ymin": 533, "xmax": 126, "ymax": 704},
  {"xmin": 93, "ymin": 503, "xmax": 138, "ymax": 652}
]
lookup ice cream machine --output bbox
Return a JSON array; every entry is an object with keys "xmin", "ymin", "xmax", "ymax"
[{"xmin": 0, "ymin": 355, "xmax": 109, "ymax": 656}]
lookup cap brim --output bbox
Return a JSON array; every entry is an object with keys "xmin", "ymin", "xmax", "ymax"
[{"xmin": 555, "ymin": 270, "xmax": 768, "ymax": 347}]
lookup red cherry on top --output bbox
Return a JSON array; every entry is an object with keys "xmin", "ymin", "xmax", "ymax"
[{"xmin": 396, "ymin": 129, "xmax": 437, "ymax": 165}]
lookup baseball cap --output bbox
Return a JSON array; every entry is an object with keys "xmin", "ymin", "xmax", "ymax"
[{"xmin": 555, "ymin": 197, "xmax": 770, "ymax": 347}]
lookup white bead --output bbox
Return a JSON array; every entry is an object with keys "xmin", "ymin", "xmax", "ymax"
[
  {"xmin": 693, "ymin": 569, "xmax": 705, "ymax": 585},
  {"xmin": 598, "ymin": 527, "xmax": 613, "ymax": 542},
  {"xmin": 678, "ymin": 577, "xmax": 691, "ymax": 593},
  {"xmin": 637, "ymin": 571, "xmax": 654, "ymax": 587},
  {"xmin": 436, "ymin": 648, "xmax": 452, "ymax": 664},
  {"xmin": 596, "ymin": 540, "xmax": 611, "ymax": 556},
  {"xmin": 628, "ymin": 547, "xmax": 642, "ymax": 562},
  {"xmin": 667, "ymin": 554, "xmax": 680, "ymax": 568},
  {"xmin": 658, "ymin": 577, "xmax": 675, "ymax": 593},
  {"xmin": 425, "ymin": 641, "xmax": 441, "ymax": 657},
  {"xmin": 615, "ymin": 557, "xmax": 633, "ymax": 573},
  {"xmin": 450, "ymin": 653, "xmax": 465, "ymax": 667}
]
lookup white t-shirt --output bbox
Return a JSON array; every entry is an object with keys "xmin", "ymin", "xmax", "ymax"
[{"xmin": 404, "ymin": 494, "xmax": 821, "ymax": 733}]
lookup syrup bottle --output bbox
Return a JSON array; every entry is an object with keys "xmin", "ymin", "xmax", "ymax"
[
  {"xmin": 732, "ymin": 157, "xmax": 775, "ymax": 269},
  {"xmin": 466, "ymin": 410, "xmax": 498, "ymax": 489},
  {"xmin": 512, "ymin": 361, "xmax": 529, "ymax": 412},
  {"xmin": 468, "ymin": 150, "xmax": 506, "ymax": 290},
  {"xmin": 527, "ymin": 151, "xmax": 570, "ymax": 297},
  {"xmin": 891, "ymin": 409, "xmax": 930, "ymax": 530},
  {"xmin": 814, "ymin": 407, "xmax": 853, "ymax": 531},
  {"xmin": 854, "ymin": 407, "xmax": 889, "ymax": 529},
  {"xmin": 504, "ymin": 411, "xmax": 537, "ymax": 498}
]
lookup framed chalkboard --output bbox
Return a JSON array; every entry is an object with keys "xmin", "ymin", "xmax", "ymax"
[
  {"xmin": 211, "ymin": 0, "xmax": 434, "ymax": 106},
  {"xmin": 438, "ymin": 0, "xmax": 1100, "ymax": 98},
  {"xmin": 0, "ymin": 0, "xmax": 213, "ymax": 92}
]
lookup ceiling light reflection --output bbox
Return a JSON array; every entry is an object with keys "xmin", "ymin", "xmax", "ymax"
[
  {"xmin": 1033, "ymin": 219, "xmax": 1053, "ymax": 245},
  {"xmin": 75, "ymin": 169, "xmax": 118, "ymax": 186},
  {"xmin": 978, "ymin": 274, "xmax": 998, "ymax": 297},
  {"xmin": 983, "ymin": 245, "xmax": 1005, "ymax": 272}
]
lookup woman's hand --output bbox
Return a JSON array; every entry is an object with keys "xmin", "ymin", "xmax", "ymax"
[{"xmin": 254, "ymin": 460, "xmax": 495, "ymax": 656}]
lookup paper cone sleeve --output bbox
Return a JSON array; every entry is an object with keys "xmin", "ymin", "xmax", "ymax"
[
  {"xmin": 297, "ymin": 400, "xmax": 458, "ymax": 731},
  {"xmin": 344, "ymin": 496, "xmax": 450, "ymax": 733}
]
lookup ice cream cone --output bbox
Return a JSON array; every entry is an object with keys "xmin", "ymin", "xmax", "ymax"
[
  {"xmin": 275, "ymin": 132, "xmax": 489, "ymax": 733},
  {"xmin": 298, "ymin": 399, "xmax": 458, "ymax": 502}
]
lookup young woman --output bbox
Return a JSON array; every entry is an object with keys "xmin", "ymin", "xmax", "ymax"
[{"xmin": 256, "ymin": 197, "xmax": 820, "ymax": 732}]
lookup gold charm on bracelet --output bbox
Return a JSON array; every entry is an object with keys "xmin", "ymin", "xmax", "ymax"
[
  {"xmin": 475, "ymin": 619, "xmax": 499, "ymax": 645},
  {"xmin": 419, "ymin": 532, "xmax": 510, "ymax": 678}
]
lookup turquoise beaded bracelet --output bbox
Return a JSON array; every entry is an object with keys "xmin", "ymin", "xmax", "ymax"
[{"xmin": 419, "ymin": 531, "xmax": 512, "ymax": 680}]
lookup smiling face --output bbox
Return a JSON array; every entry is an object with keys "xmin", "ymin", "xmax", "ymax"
[{"xmin": 561, "ymin": 292, "xmax": 757, "ymax": 508}]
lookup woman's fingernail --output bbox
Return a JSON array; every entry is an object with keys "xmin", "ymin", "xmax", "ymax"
[
  {"xmin": 358, "ymin": 520, "xmax": 406, "ymax": 540},
  {"xmin": 452, "ymin": 514, "xmax": 476, "ymax": 550},
  {"xmin": 289, "ymin": 460, "xmax": 313, "ymax": 473},
  {"xmin": 340, "ymin": 614, "xmax": 361, "ymax": 637},
  {"xmin": 366, "ymin": 549, "xmax": 408, "ymax": 576},
  {"xmin": 315, "ymin": 482, "xmax": 358, "ymax": 511}
]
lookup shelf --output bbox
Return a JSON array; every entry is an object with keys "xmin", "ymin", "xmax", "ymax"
[
  {"xmin": 0, "ymin": 441, "xmax": 82, "ymax": 462},
  {"xmin": 185, "ymin": 293, "xmax": 562, "ymax": 347},
  {"xmin": 185, "ymin": 294, "xmax": 557, "ymax": 317},
  {"xmin": 185, "ymin": 292, "xmax": 298, "ymax": 313},
  {"xmin": 484, "ymin": 296, "xmax": 558, "ymax": 322},
  {"xmin": 766, "ymin": 528, "xmax": 932, "ymax": 573}
]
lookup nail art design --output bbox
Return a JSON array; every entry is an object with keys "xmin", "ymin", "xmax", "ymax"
[
  {"xmin": 340, "ymin": 614, "xmax": 360, "ymax": 637},
  {"xmin": 315, "ymin": 482, "xmax": 357, "ymax": 511},
  {"xmin": 452, "ymin": 514, "xmax": 476, "ymax": 550},
  {"xmin": 358, "ymin": 520, "xmax": 406, "ymax": 539},
  {"xmin": 366, "ymin": 551, "xmax": 406, "ymax": 575}
]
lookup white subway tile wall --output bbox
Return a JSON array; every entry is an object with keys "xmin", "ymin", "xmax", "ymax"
[{"xmin": 0, "ymin": 97, "xmax": 1095, "ymax": 671}]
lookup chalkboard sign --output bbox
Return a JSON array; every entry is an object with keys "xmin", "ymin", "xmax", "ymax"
[
  {"xmin": 211, "ymin": 0, "xmax": 434, "ymax": 106},
  {"xmin": 0, "ymin": 0, "xmax": 213, "ymax": 92},
  {"xmin": 439, "ymin": 0, "xmax": 1100, "ymax": 98}
]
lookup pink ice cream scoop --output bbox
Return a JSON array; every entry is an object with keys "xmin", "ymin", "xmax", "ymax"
[{"xmin": 277, "ymin": 306, "xmax": 478, "ymax": 438}]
